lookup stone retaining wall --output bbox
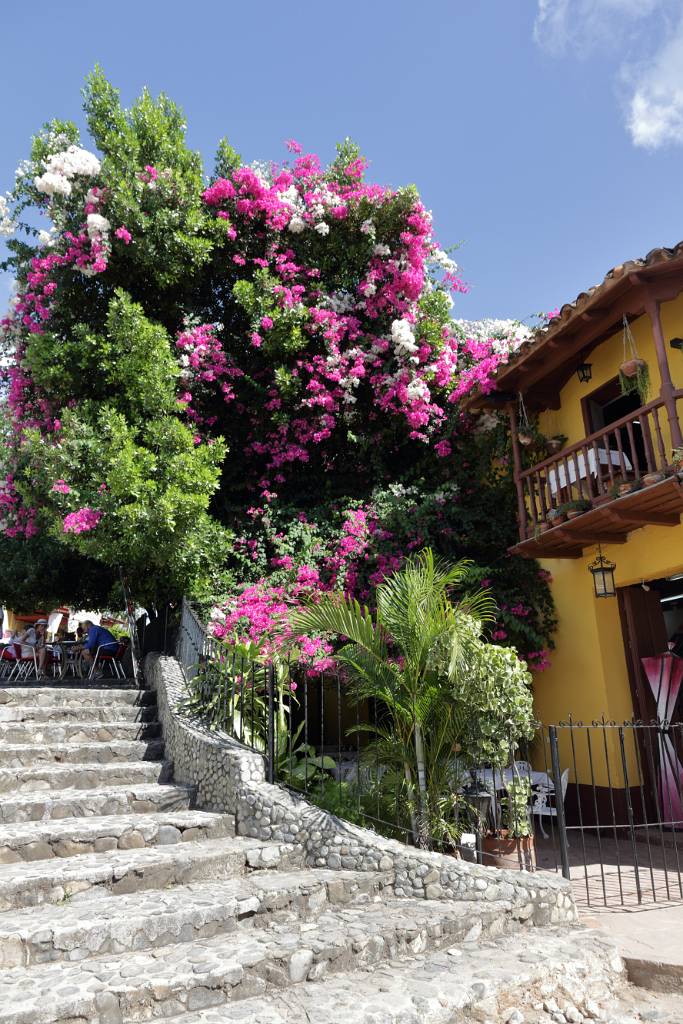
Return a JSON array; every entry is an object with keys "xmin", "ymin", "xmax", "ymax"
[{"xmin": 145, "ymin": 653, "xmax": 577, "ymax": 925}]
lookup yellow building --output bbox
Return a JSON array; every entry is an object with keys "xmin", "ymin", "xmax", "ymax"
[{"xmin": 468, "ymin": 244, "xmax": 683, "ymax": 808}]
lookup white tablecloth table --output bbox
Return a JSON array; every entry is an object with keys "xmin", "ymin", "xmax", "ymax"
[
  {"xmin": 468, "ymin": 767, "xmax": 553, "ymax": 793},
  {"xmin": 547, "ymin": 448, "xmax": 632, "ymax": 496}
]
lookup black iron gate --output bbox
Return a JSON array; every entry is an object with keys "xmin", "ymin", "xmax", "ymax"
[{"xmin": 539, "ymin": 718, "xmax": 683, "ymax": 908}]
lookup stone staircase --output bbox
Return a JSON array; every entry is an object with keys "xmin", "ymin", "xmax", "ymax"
[{"xmin": 0, "ymin": 680, "xmax": 657, "ymax": 1024}]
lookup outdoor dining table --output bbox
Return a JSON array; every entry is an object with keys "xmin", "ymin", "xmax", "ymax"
[
  {"xmin": 468, "ymin": 767, "xmax": 554, "ymax": 793},
  {"xmin": 49, "ymin": 640, "xmax": 82, "ymax": 679}
]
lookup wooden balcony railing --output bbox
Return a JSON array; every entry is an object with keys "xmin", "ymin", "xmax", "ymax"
[{"xmin": 516, "ymin": 390, "xmax": 683, "ymax": 547}]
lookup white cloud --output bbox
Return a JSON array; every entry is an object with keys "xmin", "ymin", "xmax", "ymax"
[
  {"xmin": 534, "ymin": 0, "xmax": 661, "ymax": 56},
  {"xmin": 625, "ymin": 16, "xmax": 683, "ymax": 148},
  {"xmin": 533, "ymin": 0, "xmax": 683, "ymax": 149}
]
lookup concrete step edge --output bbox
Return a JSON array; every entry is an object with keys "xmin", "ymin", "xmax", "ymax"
[
  {"xmin": 0, "ymin": 837, "xmax": 301, "ymax": 912},
  {"xmin": 0, "ymin": 782, "xmax": 195, "ymax": 823},
  {"xmin": 0, "ymin": 739, "xmax": 165, "ymax": 765},
  {"xmin": 0, "ymin": 868, "xmax": 394, "ymax": 966},
  {"xmin": 152, "ymin": 927, "xmax": 626, "ymax": 1024},
  {"xmin": 0, "ymin": 810, "xmax": 232, "ymax": 864},
  {"xmin": 0, "ymin": 760, "xmax": 173, "ymax": 792}
]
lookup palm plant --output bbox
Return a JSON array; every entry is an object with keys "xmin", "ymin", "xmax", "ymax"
[{"xmin": 286, "ymin": 549, "xmax": 496, "ymax": 847}]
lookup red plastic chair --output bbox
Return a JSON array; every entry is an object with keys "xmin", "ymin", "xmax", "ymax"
[
  {"xmin": 7, "ymin": 643, "xmax": 38, "ymax": 682},
  {"xmin": 88, "ymin": 641, "xmax": 127, "ymax": 679}
]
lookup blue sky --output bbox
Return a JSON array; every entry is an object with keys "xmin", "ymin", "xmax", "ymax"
[{"xmin": 2, "ymin": 0, "xmax": 683, "ymax": 321}]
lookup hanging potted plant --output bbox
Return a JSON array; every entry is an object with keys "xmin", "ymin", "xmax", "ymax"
[
  {"xmin": 619, "ymin": 316, "xmax": 649, "ymax": 400},
  {"xmin": 516, "ymin": 393, "xmax": 534, "ymax": 446},
  {"xmin": 481, "ymin": 775, "xmax": 535, "ymax": 872}
]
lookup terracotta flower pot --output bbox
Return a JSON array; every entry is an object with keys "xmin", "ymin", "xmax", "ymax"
[
  {"xmin": 548, "ymin": 513, "xmax": 566, "ymax": 526},
  {"xmin": 620, "ymin": 358, "xmax": 646, "ymax": 379},
  {"xmin": 619, "ymin": 482, "xmax": 634, "ymax": 496},
  {"xmin": 566, "ymin": 509, "xmax": 586, "ymax": 520},
  {"xmin": 518, "ymin": 433, "xmax": 533, "ymax": 446},
  {"xmin": 642, "ymin": 471, "xmax": 664, "ymax": 487},
  {"xmin": 482, "ymin": 831, "xmax": 536, "ymax": 872}
]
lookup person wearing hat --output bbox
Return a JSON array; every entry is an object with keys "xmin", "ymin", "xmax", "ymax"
[{"xmin": 13, "ymin": 619, "xmax": 48, "ymax": 677}]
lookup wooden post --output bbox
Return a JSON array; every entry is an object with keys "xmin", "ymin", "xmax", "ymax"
[
  {"xmin": 508, "ymin": 403, "xmax": 528, "ymax": 541},
  {"xmin": 645, "ymin": 296, "xmax": 683, "ymax": 450}
]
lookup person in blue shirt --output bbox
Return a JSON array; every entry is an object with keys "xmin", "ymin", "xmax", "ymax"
[{"xmin": 80, "ymin": 620, "xmax": 118, "ymax": 676}]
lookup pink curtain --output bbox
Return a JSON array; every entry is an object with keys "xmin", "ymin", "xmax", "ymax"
[{"xmin": 641, "ymin": 653, "xmax": 683, "ymax": 823}]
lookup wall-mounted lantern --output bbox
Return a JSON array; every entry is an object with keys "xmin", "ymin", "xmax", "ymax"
[
  {"xmin": 588, "ymin": 546, "xmax": 616, "ymax": 598},
  {"xmin": 670, "ymin": 338, "xmax": 683, "ymax": 351},
  {"xmin": 576, "ymin": 362, "xmax": 593, "ymax": 383}
]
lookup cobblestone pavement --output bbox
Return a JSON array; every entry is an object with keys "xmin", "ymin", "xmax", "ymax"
[{"xmin": 0, "ymin": 678, "xmax": 677, "ymax": 1024}]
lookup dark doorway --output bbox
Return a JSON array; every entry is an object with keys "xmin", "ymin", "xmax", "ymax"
[
  {"xmin": 583, "ymin": 377, "xmax": 648, "ymax": 472},
  {"xmin": 619, "ymin": 584, "xmax": 669, "ymax": 722}
]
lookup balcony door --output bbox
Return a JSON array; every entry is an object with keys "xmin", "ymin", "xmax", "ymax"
[{"xmin": 582, "ymin": 377, "xmax": 648, "ymax": 473}]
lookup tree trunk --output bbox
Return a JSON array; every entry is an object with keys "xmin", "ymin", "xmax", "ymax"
[
  {"xmin": 414, "ymin": 722, "xmax": 431, "ymax": 849},
  {"xmin": 403, "ymin": 761, "xmax": 419, "ymax": 843}
]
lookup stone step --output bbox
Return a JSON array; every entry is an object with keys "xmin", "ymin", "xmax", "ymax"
[
  {"xmin": 0, "ymin": 704, "xmax": 158, "ymax": 724},
  {"xmin": 0, "ymin": 760, "xmax": 173, "ymax": 794},
  {"xmin": 0, "ymin": 686, "xmax": 153, "ymax": 708},
  {"xmin": 0, "ymin": 738, "xmax": 165, "ymax": 767},
  {"xmin": 0, "ymin": 782, "xmax": 195, "ymax": 824},
  {"xmin": 0, "ymin": 869, "xmax": 390, "ymax": 967},
  {"xmin": 0, "ymin": 897, "xmax": 540, "ymax": 1023},
  {"xmin": 0, "ymin": 838, "xmax": 298, "ymax": 911},
  {"xmin": 0, "ymin": 720, "xmax": 160, "ymax": 745},
  {"xmin": 0, "ymin": 810, "xmax": 232, "ymax": 864},
  {"xmin": 171, "ymin": 928, "xmax": 626, "ymax": 1024},
  {"xmin": 0, "ymin": 720, "xmax": 161, "ymax": 744}
]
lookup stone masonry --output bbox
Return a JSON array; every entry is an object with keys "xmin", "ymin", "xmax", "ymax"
[{"xmin": 0, "ymin": 664, "xmax": 670, "ymax": 1023}]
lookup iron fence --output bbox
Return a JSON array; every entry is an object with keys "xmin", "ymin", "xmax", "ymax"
[
  {"xmin": 536, "ymin": 717, "xmax": 683, "ymax": 908},
  {"xmin": 173, "ymin": 601, "xmax": 683, "ymax": 905}
]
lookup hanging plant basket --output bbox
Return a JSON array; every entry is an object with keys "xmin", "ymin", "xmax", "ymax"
[
  {"xmin": 518, "ymin": 432, "xmax": 533, "ymax": 447},
  {"xmin": 619, "ymin": 357, "xmax": 647, "ymax": 379},
  {"xmin": 619, "ymin": 317, "xmax": 649, "ymax": 400}
]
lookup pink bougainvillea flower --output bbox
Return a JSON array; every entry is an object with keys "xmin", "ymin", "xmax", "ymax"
[{"xmin": 63, "ymin": 507, "xmax": 102, "ymax": 534}]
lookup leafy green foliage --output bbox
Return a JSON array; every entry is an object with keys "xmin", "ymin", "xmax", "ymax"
[{"xmin": 286, "ymin": 549, "xmax": 533, "ymax": 848}]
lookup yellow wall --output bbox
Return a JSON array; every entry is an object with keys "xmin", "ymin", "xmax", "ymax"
[{"xmin": 530, "ymin": 292, "xmax": 683, "ymax": 783}]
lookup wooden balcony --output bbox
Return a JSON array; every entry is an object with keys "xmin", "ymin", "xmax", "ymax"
[{"xmin": 512, "ymin": 391, "xmax": 683, "ymax": 558}]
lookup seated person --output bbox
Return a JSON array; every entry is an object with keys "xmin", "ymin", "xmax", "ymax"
[
  {"xmin": 80, "ymin": 620, "xmax": 118, "ymax": 674},
  {"xmin": 14, "ymin": 619, "xmax": 48, "ymax": 676}
]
